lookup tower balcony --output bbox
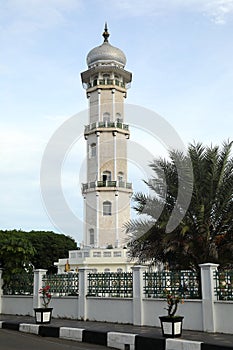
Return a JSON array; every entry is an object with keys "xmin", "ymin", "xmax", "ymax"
[
  {"xmin": 85, "ymin": 79, "xmax": 126, "ymax": 89},
  {"xmin": 82, "ymin": 180, "xmax": 133, "ymax": 194},
  {"xmin": 84, "ymin": 121, "xmax": 130, "ymax": 136},
  {"xmin": 81, "ymin": 66, "xmax": 132, "ymax": 89}
]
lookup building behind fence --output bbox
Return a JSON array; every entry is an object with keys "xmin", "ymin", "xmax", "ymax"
[{"xmin": 0, "ymin": 263, "xmax": 233, "ymax": 334}]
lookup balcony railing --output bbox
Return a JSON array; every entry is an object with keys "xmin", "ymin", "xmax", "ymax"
[
  {"xmin": 86, "ymin": 79, "xmax": 125, "ymax": 89},
  {"xmin": 84, "ymin": 121, "xmax": 129, "ymax": 134},
  {"xmin": 82, "ymin": 181, "xmax": 132, "ymax": 193}
]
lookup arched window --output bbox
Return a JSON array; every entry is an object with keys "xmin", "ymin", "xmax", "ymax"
[
  {"xmin": 118, "ymin": 172, "xmax": 124, "ymax": 182},
  {"xmin": 103, "ymin": 201, "xmax": 112, "ymax": 216},
  {"xmin": 103, "ymin": 112, "xmax": 110, "ymax": 123},
  {"xmin": 90, "ymin": 143, "xmax": 96, "ymax": 158},
  {"xmin": 103, "ymin": 171, "xmax": 111, "ymax": 182},
  {"xmin": 103, "ymin": 74, "xmax": 110, "ymax": 82},
  {"xmin": 115, "ymin": 75, "xmax": 120, "ymax": 86},
  {"xmin": 116, "ymin": 113, "xmax": 123, "ymax": 123},
  {"xmin": 103, "ymin": 74, "xmax": 111, "ymax": 85},
  {"xmin": 89, "ymin": 228, "xmax": 94, "ymax": 246},
  {"xmin": 93, "ymin": 75, "xmax": 98, "ymax": 86}
]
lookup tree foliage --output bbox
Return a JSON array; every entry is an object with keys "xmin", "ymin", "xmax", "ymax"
[
  {"xmin": 0, "ymin": 230, "xmax": 77, "ymax": 276},
  {"xmin": 25, "ymin": 230, "xmax": 77, "ymax": 270},
  {"xmin": 0, "ymin": 234, "xmax": 35, "ymax": 286},
  {"xmin": 126, "ymin": 141, "xmax": 233, "ymax": 271}
]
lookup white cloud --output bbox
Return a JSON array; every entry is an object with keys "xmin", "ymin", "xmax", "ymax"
[
  {"xmin": 203, "ymin": 0, "xmax": 233, "ymax": 24},
  {"xmin": 106, "ymin": 0, "xmax": 233, "ymax": 24}
]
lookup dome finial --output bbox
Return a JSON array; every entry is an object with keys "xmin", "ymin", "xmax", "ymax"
[{"xmin": 102, "ymin": 22, "xmax": 110, "ymax": 42}]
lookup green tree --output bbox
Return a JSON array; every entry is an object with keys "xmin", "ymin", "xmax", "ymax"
[
  {"xmin": 26, "ymin": 231, "xmax": 77, "ymax": 271},
  {"xmin": 0, "ymin": 230, "xmax": 77, "ymax": 274},
  {"xmin": 0, "ymin": 235, "xmax": 35, "ymax": 287},
  {"xmin": 126, "ymin": 141, "xmax": 233, "ymax": 271}
]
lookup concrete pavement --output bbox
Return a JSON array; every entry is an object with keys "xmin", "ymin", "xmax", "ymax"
[{"xmin": 0, "ymin": 314, "xmax": 233, "ymax": 349}]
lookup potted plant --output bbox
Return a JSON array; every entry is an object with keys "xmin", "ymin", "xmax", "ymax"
[
  {"xmin": 159, "ymin": 289, "xmax": 184, "ymax": 338},
  {"xmin": 34, "ymin": 285, "xmax": 53, "ymax": 324}
]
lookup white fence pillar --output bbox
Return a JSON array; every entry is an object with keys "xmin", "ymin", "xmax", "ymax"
[
  {"xmin": 132, "ymin": 265, "xmax": 147, "ymax": 326},
  {"xmin": 78, "ymin": 266, "xmax": 91, "ymax": 320},
  {"xmin": 199, "ymin": 262, "xmax": 219, "ymax": 332},
  {"xmin": 33, "ymin": 269, "xmax": 47, "ymax": 309},
  {"xmin": 0, "ymin": 268, "xmax": 3, "ymax": 314}
]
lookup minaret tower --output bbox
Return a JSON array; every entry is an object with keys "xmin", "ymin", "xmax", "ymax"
[{"xmin": 81, "ymin": 24, "xmax": 133, "ymax": 248}]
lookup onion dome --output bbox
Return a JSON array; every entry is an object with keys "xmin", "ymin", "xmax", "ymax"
[{"xmin": 86, "ymin": 23, "xmax": 126, "ymax": 68}]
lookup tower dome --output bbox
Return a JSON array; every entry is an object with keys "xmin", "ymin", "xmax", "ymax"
[{"xmin": 86, "ymin": 24, "xmax": 126, "ymax": 68}]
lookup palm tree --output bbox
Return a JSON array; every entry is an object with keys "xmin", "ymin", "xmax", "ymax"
[{"xmin": 126, "ymin": 141, "xmax": 233, "ymax": 271}]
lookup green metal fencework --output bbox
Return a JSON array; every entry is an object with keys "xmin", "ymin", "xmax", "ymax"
[
  {"xmin": 3, "ymin": 273, "xmax": 33, "ymax": 295},
  {"xmin": 87, "ymin": 272, "xmax": 133, "ymax": 297},
  {"xmin": 144, "ymin": 271, "xmax": 200, "ymax": 299},
  {"xmin": 214, "ymin": 270, "xmax": 233, "ymax": 300},
  {"xmin": 42, "ymin": 273, "xmax": 79, "ymax": 296}
]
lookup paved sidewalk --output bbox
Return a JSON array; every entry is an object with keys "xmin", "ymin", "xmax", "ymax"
[{"xmin": 0, "ymin": 314, "xmax": 233, "ymax": 348}]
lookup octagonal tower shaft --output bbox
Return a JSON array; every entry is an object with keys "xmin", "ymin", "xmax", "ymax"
[{"xmin": 81, "ymin": 26, "xmax": 133, "ymax": 248}]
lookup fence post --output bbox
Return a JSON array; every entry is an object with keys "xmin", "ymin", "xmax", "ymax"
[
  {"xmin": 78, "ymin": 266, "xmax": 91, "ymax": 320},
  {"xmin": 0, "ymin": 268, "xmax": 3, "ymax": 314},
  {"xmin": 33, "ymin": 269, "xmax": 47, "ymax": 309},
  {"xmin": 199, "ymin": 262, "xmax": 219, "ymax": 332},
  {"xmin": 132, "ymin": 265, "xmax": 147, "ymax": 326}
]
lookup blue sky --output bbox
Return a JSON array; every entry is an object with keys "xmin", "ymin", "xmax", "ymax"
[{"xmin": 1, "ymin": 0, "xmax": 233, "ymax": 243}]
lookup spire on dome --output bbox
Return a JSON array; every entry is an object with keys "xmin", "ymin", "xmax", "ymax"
[
  {"xmin": 86, "ymin": 23, "xmax": 127, "ymax": 67},
  {"xmin": 102, "ymin": 22, "xmax": 110, "ymax": 42}
]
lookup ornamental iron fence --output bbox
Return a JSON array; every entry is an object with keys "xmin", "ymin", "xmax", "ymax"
[
  {"xmin": 214, "ymin": 270, "xmax": 233, "ymax": 300},
  {"xmin": 144, "ymin": 271, "xmax": 201, "ymax": 299},
  {"xmin": 3, "ymin": 273, "xmax": 33, "ymax": 295},
  {"xmin": 87, "ymin": 272, "xmax": 133, "ymax": 297},
  {"xmin": 42, "ymin": 273, "xmax": 79, "ymax": 296}
]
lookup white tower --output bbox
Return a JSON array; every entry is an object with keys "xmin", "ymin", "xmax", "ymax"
[{"xmin": 81, "ymin": 24, "xmax": 133, "ymax": 248}]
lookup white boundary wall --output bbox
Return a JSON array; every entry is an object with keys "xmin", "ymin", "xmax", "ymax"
[{"xmin": 0, "ymin": 264, "xmax": 233, "ymax": 334}]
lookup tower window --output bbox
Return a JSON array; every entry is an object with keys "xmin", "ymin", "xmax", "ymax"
[
  {"xmin": 89, "ymin": 228, "xmax": 94, "ymax": 245},
  {"xmin": 103, "ymin": 74, "xmax": 110, "ymax": 83},
  {"xmin": 116, "ymin": 113, "xmax": 123, "ymax": 123},
  {"xmin": 118, "ymin": 172, "xmax": 124, "ymax": 182},
  {"xmin": 114, "ymin": 75, "xmax": 120, "ymax": 86},
  {"xmin": 103, "ymin": 201, "xmax": 112, "ymax": 216},
  {"xmin": 103, "ymin": 171, "xmax": 111, "ymax": 182},
  {"xmin": 103, "ymin": 112, "xmax": 110, "ymax": 123},
  {"xmin": 90, "ymin": 143, "xmax": 96, "ymax": 158},
  {"xmin": 92, "ymin": 75, "xmax": 98, "ymax": 86}
]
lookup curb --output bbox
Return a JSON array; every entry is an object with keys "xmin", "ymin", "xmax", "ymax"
[{"xmin": 1, "ymin": 321, "xmax": 233, "ymax": 350}]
